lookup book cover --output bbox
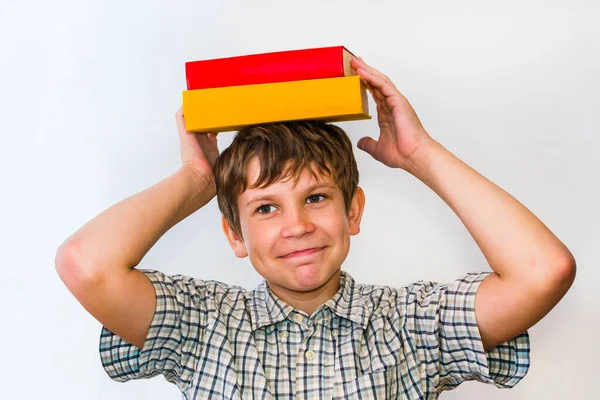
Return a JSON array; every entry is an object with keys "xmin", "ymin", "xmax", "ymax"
[
  {"xmin": 185, "ymin": 45, "xmax": 357, "ymax": 90},
  {"xmin": 182, "ymin": 75, "xmax": 371, "ymax": 132}
]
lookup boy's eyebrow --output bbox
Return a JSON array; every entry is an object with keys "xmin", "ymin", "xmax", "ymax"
[{"xmin": 245, "ymin": 183, "xmax": 336, "ymax": 207}]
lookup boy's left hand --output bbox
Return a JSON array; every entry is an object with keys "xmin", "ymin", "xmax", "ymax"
[{"xmin": 351, "ymin": 57, "xmax": 434, "ymax": 171}]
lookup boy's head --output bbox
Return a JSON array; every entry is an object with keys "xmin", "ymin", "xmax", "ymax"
[{"xmin": 213, "ymin": 120, "xmax": 365, "ymax": 295}]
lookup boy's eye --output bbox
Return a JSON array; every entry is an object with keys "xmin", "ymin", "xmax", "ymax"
[
  {"xmin": 307, "ymin": 194, "xmax": 326, "ymax": 203},
  {"xmin": 255, "ymin": 194, "xmax": 327, "ymax": 214},
  {"xmin": 256, "ymin": 204, "xmax": 276, "ymax": 214}
]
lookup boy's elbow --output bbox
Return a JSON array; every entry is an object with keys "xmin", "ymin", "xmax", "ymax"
[
  {"xmin": 546, "ymin": 251, "xmax": 576, "ymax": 295},
  {"xmin": 558, "ymin": 252, "xmax": 576, "ymax": 286},
  {"xmin": 55, "ymin": 240, "xmax": 101, "ymax": 286}
]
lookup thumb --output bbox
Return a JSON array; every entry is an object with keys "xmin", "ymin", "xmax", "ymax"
[{"xmin": 357, "ymin": 137, "xmax": 377, "ymax": 155}]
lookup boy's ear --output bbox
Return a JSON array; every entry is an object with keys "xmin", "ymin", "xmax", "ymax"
[
  {"xmin": 221, "ymin": 216, "xmax": 249, "ymax": 258},
  {"xmin": 348, "ymin": 186, "xmax": 366, "ymax": 236}
]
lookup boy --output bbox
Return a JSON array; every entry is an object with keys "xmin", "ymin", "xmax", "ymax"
[{"xmin": 56, "ymin": 57, "xmax": 576, "ymax": 399}]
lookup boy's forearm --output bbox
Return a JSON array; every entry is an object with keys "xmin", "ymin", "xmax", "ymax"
[
  {"xmin": 56, "ymin": 167, "xmax": 216, "ymax": 278},
  {"xmin": 406, "ymin": 139, "xmax": 575, "ymax": 285}
]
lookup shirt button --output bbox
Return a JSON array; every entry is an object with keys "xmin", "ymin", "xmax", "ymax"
[
  {"xmin": 294, "ymin": 314, "xmax": 304, "ymax": 323},
  {"xmin": 305, "ymin": 350, "xmax": 315, "ymax": 360},
  {"xmin": 280, "ymin": 331, "xmax": 289, "ymax": 339},
  {"xmin": 331, "ymin": 329, "xmax": 338, "ymax": 337}
]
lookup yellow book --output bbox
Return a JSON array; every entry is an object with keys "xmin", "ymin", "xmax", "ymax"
[{"xmin": 182, "ymin": 75, "xmax": 371, "ymax": 132}]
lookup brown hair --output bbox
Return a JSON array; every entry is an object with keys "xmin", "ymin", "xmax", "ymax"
[{"xmin": 214, "ymin": 120, "xmax": 359, "ymax": 239}]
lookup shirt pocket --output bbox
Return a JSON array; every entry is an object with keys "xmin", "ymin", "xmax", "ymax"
[
  {"xmin": 332, "ymin": 364, "xmax": 426, "ymax": 400},
  {"xmin": 332, "ymin": 365, "xmax": 400, "ymax": 400}
]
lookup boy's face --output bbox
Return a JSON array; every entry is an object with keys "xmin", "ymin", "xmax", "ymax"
[{"xmin": 222, "ymin": 158, "xmax": 365, "ymax": 305}]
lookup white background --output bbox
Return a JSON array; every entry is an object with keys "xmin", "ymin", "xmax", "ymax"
[{"xmin": 1, "ymin": 0, "xmax": 598, "ymax": 398}]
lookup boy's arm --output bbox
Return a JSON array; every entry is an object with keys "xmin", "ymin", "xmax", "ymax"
[
  {"xmin": 55, "ymin": 108, "xmax": 219, "ymax": 349},
  {"xmin": 56, "ymin": 167, "xmax": 215, "ymax": 349},
  {"xmin": 351, "ymin": 57, "xmax": 576, "ymax": 351},
  {"xmin": 405, "ymin": 139, "xmax": 575, "ymax": 350}
]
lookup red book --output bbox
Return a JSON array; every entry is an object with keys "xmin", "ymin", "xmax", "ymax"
[{"xmin": 185, "ymin": 45, "xmax": 357, "ymax": 90}]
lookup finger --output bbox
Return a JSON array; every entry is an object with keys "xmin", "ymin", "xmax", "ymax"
[
  {"xmin": 353, "ymin": 58, "xmax": 399, "ymax": 98},
  {"xmin": 353, "ymin": 57, "xmax": 393, "ymax": 86},
  {"xmin": 370, "ymin": 85, "xmax": 386, "ymax": 103},
  {"xmin": 361, "ymin": 74, "xmax": 387, "ymax": 106},
  {"xmin": 356, "ymin": 67, "xmax": 399, "ymax": 100},
  {"xmin": 354, "ymin": 59, "xmax": 407, "ymax": 112},
  {"xmin": 357, "ymin": 136, "xmax": 377, "ymax": 155},
  {"xmin": 364, "ymin": 78, "xmax": 394, "ymax": 116},
  {"xmin": 176, "ymin": 106, "xmax": 187, "ymax": 135}
]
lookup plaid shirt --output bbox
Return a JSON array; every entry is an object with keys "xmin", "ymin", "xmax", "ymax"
[{"xmin": 100, "ymin": 269, "xmax": 530, "ymax": 399}]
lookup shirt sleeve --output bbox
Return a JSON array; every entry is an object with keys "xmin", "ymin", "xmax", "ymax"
[
  {"xmin": 99, "ymin": 269, "xmax": 214, "ymax": 389},
  {"xmin": 403, "ymin": 271, "xmax": 530, "ymax": 392}
]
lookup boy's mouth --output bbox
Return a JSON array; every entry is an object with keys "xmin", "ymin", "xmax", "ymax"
[{"xmin": 281, "ymin": 247, "xmax": 325, "ymax": 259}]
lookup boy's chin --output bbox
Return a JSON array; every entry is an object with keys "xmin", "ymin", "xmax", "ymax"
[
  {"xmin": 261, "ymin": 265, "xmax": 341, "ymax": 291},
  {"xmin": 288, "ymin": 265, "xmax": 341, "ymax": 290}
]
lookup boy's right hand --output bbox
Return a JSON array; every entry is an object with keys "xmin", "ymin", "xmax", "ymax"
[{"xmin": 176, "ymin": 106, "xmax": 220, "ymax": 182}]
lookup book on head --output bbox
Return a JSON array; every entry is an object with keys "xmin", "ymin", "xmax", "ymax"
[
  {"xmin": 182, "ymin": 46, "xmax": 371, "ymax": 132},
  {"xmin": 185, "ymin": 45, "xmax": 358, "ymax": 90}
]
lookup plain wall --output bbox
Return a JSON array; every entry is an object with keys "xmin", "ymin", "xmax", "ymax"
[{"xmin": 1, "ymin": 0, "xmax": 598, "ymax": 398}]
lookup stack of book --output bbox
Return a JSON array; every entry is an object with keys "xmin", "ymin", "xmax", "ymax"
[{"xmin": 182, "ymin": 46, "xmax": 371, "ymax": 132}]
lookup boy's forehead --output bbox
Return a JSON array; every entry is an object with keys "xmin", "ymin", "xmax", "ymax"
[{"xmin": 243, "ymin": 157, "xmax": 333, "ymax": 193}]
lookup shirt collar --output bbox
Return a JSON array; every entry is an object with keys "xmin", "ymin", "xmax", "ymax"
[{"xmin": 248, "ymin": 270, "xmax": 369, "ymax": 331}]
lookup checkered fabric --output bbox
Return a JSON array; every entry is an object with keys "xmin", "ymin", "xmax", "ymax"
[{"xmin": 100, "ymin": 269, "xmax": 530, "ymax": 399}]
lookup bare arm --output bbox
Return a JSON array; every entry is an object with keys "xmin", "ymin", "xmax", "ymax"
[
  {"xmin": 351, "ymin": 56, "xmax": 576, "ymax": 351},
  {"xmin": 56, "ymin": 167, "xmax": 215, "ymax": 278},
  {"xmin": 407, "ymin": 139, "xmax": 576, "ymax": 350},
  {"xmin": 55, "ymin": 108, "xmax": 219, "ymax": 349}
]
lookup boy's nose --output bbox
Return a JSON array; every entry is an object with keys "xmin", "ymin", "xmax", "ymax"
[{"xmin": 280, "ymin": 209, "xmax": 316, "ymax": 238}]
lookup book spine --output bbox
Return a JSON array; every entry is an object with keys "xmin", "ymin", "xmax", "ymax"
[
  {"xmin": 185, "ymin": 46, "xmax": 348, "ymax": 90},
  {"xmin": 182, "ymin": 75, "xmax": 370, "ymax": 132}
]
